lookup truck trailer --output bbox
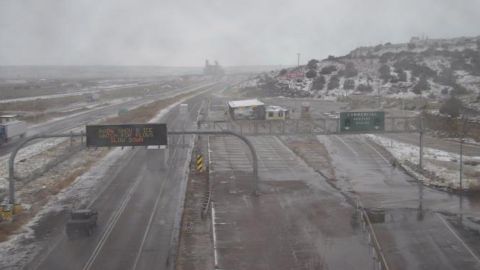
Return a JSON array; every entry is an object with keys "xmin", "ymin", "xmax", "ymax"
[{"xmin": 0, "ymin": 121, "xmax": 27, "ymax": 145}]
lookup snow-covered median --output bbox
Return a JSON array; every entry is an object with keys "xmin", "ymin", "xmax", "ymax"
[{"xmin": 367, "ymin": 134, "xmax": 480, "ymax": 190}]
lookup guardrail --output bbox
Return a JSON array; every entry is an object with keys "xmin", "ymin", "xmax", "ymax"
[
  {"xmin": 314, "ymin": 169, "xmax": 389, "ymax": 270},
  {"xmin": 355, "ymin": 198, "xmax": 390, "ymax": 270},
  {"xmin": 201, "ymin": 136, "xmax": 212, "ymax": 219}
]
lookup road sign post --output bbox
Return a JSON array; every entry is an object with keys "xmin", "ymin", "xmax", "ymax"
[{"xmin": 340, "ymin": 111, "xmax": 385, "ymax": 133}]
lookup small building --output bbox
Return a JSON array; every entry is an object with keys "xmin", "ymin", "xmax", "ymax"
[
  {"xmin": 227, "ymin": 99, "xmax": 265, "ymax": 120},
  {"xmin": 265, "ymin": 106, "xmax": 289, "ymax": 120}
]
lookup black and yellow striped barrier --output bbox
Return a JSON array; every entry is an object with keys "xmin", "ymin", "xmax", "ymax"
[
  {"xmin": 0, "ymin": 204, "xmax": 22, "ymax": 221},
  {"xmin": 196, "ymin": 154, "xmax": 204, "ymax": 172}
]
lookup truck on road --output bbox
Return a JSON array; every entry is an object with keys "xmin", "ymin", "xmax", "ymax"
[
  {"xmin": 0, "ymin": 121, "xmax": 27, "ymax": 145},
  {"xmin": 65, "ymin": 209, "xmax": 98, "ymax": 239}
]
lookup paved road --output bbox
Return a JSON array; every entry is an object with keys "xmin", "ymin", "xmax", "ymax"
[
  {"xmin": 0, "ymin": 83, "xmax": 215, "ymax": 157},
  {"xmin": 208, "ymin": 135, "xmax": 374, "ymax": 269},
  {"xmin": 26, "ymin": 88, "xmax": 214, "ymax": 270},
  {"xmin": 201, "ymin": 96, "xmax": 480, "ymax": 269},
  {"xmin": 320, "ymin": 134, "xmax": 480, "ymax": 269}
]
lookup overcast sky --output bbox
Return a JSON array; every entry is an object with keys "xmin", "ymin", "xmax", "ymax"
[{"xmin": 1, "ymin": 0, "xmax": 479, "ymax": 66}]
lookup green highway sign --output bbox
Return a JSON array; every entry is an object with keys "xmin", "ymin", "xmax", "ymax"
[
  {"xmin": 86, "ymin": 124, "xmax": 167, "ymax": 147},
  {"xmin": 340, "ymin": 111, "xmax": 385, "ymax": 132}
]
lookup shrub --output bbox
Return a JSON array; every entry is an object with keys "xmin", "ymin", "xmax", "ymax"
[
  {"xmin": 307, "ymin": 59, "xmax": 320, "ymax": 70},
  {"xmin": 397, "ymin": 69, "xmax": 407, "ymax": 82},
  {"xmin": 327, "ymin": 75, "xmax": 340, "ymax": 90},
  {"xmin": 343, "ymin": 79, "xmax": 355, "ymax": 90},
  {"xmin": 312, "ymin": 75, "xmax": 326, "ymax": 90},
  {"xmin": 356, "ymin": 84, "xmax": 373, "ymax": 92},
  {"xmin": 305, "ymin": 69, "xmax": 317, "ymax": 79},
  {"xmin": 378, "ymin": 65, "xmax": 391, "ymax": 83},
  {"xmin": 412, "ymin": 76, "xmax": 430, "ymax": 94},
  {"xmin": 451, "ymin": 85, "xmax": 468, "ymax": 96},
  {"xmin": 435, "ymin": 68, "xmax": 456, "ymax": 86},
  {"xmin": 320, "ymin": 65, "xmax": 337, "ymax": 75},
  {"xmin": 344, "ymin": 62, "xmax": 358, "ymax": 78},
  {"xmin": 439, "ymin": 96, "xmax": 463, "ymax": 118}
]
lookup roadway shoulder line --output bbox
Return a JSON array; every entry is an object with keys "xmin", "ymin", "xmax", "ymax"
[
  {"xmin": 436, "ymin": 213, "xmax": 480, "ymax": 266},
  {"xmin": 31, "ymin": 148, "xmax": 138, "ymax": 270},
  {"xmin": 364, "ymin": 139, "xmax": 390, "ymax": 164},
  {"xmin": 82, "ymin": 170, "xmax": 145, "ymax": 270},
  {"xmin": 333, "ymin": 135, "xmax": 359, "ymax": 157}
]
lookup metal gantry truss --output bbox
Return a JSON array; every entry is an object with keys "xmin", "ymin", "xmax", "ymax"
[{"xmin": 6, "ymin": 130, "xmax": 259, "ymax": 213}]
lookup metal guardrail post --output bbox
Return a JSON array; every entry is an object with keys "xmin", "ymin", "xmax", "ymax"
[{"xmin": 8, "ymin": 133, "xmax": 84, "ymax": 206}]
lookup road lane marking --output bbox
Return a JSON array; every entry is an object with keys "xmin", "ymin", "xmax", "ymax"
[
  {"xmin": 333, "ymin": 135, "xmax": 359, "ymax": 157},
  {"xmin": 31, "ymin": 149, "xmax": 139, "ymax": 270},
  {"xmin": 82, "ymin": 171, "xmax": 144, "ymax": 270},
  {"xmin": 364, "ymin": 140, "xmax": 390, "ymax": 164},
  {"xmin": 436, "ymin": 213, "xmax": 480, "ymax": 265},
  {"xmin": 211, "ymin": 202, "xmax": 220, "ymax": 269},
  {"xmin": 131, "ymin": 175, "xmax": 168, "ymax": 270},
  {"xmin": 31, "ymin": 86, "xmax": 214, "ymax": 270},
  {"xmin": 131, "ymin": 135, "xmax": 183, "ymax": 270}
]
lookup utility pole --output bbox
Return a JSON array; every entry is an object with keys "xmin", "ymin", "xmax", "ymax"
[
  {"xmin": 460, "ymin": 138, "xmax": 464, "ymax": 190},
  {"xmin": 419, "ymin": 113, "xmax": 424, "ymax": 170},
  {"xmin": 297, "ymin": 53, "xmax": 301, "ymax": 67},
  {"xmin": 459, "ymin": 113, "xmax": 468, "ymax": 191}
]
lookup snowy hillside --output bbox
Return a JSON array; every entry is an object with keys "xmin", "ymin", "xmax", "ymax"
[{"xmin": 240, "ymin": 35, "xmax": 480, "ymax": 113}]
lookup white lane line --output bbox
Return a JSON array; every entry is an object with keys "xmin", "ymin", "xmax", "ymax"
[
  {"xmin": 211, "ymin": 202, "xmax": 220, "ymax": 269},
  {"xmin": 31, "ymin": 149, "xmax": 138, "ymax": 270},
  {"xmin": 131, "ymin": 177, "xmax": 168, "ymax": 270},
  {"xmin": 33, "ymin": 87, "xmax": 211, "ymax": 270},
  {"xmin": 333, "ymin": 135, "xmax": 359, "ymax": 157},
  {"xmin": 364, "ymin": 140, "xmax": 390, "ymax": 164},
  {"xmin": 131, "ymin": 135, "xmax": 182, "ymax": 270},
  {"xmin": 82, "ymin": 172, "xmax": 144, "ymax": 270},
  {"xmin": 436, "ymin": 213, "xmax": 480, "ymax": 265}
]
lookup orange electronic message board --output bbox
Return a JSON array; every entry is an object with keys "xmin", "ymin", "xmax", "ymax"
[{"xmin": 86, "ymin": 124, "xmax": 167, "ymax": 147}]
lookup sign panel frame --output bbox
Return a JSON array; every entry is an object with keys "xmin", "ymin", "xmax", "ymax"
[
  {"xmin": 339, "ymin": 111, "xmax": 385, "ymax": 133},
  {"xmin": 86, "ymin": 124, "xmax": 167, "ymax": 147}
]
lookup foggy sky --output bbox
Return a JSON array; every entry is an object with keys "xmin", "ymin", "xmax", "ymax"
[{"xmin": 1, "ymin": 0, "xmax": 479, "ymax": 66}]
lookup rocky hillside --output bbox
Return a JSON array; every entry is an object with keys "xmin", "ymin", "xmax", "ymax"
[{"xmin": 240, "ymin": 35, "xmax": 480, "ymax": 116}]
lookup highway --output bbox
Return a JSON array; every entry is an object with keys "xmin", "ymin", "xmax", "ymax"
[
  {"xmin": 207, "ymin": 135, "xmax": 374, "ymax": 269},
  {"xmin": 321, "ymin": 134, "xmax": 480, "ymax": 269},
  {"xmin": 27, "ymin": 90, "xmax": 209, "ymax": 270},
  {"xmin": 13, "ymin": 90, "xmax": 480, "ymax": 270},
  {"xmin": 192, "ymin": 95, "xmax": 480, "ymax": 269},
  {"xmin": 0, "ymin": 82, "xmax": 214, "ymax": 157}
]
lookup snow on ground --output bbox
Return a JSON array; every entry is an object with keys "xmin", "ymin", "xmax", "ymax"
[
  {"xmin": 0, "ymin": 138, "xmax": 67, "ymax": 191},
  {"xmin": 28, "ymin": 96, "xmax": 138, "ymax": 130},
  {"xmin": 367, "ymin": 134, "xmax": 480, "ymax": 190},
  {"xmin": 0, "ymin": 147, "xmax": 122, "ymax": 269},
  {"xmin": 0, "ymin": 89, "xmax": 200, "ymax": 268}
]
